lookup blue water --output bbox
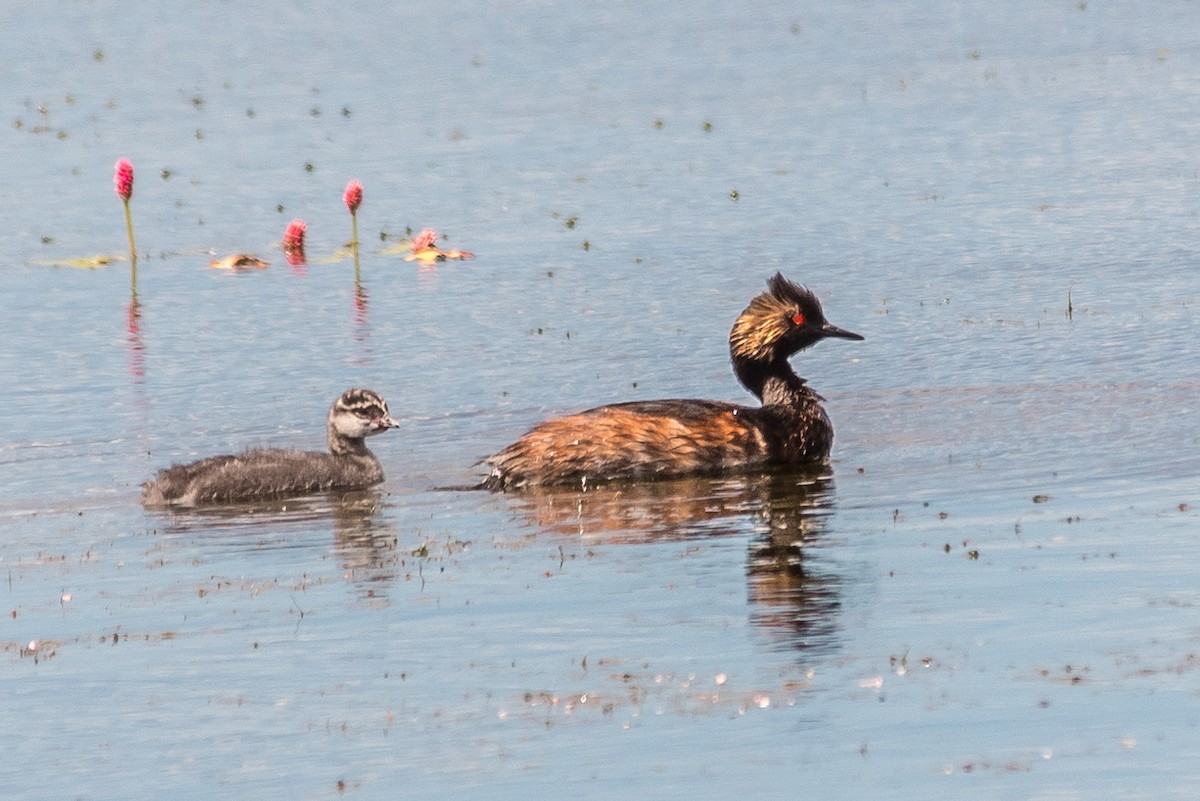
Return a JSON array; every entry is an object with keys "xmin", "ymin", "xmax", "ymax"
[{"xmin": 2, "ymin": 1, "xmax": 1199, "ymax": 798}]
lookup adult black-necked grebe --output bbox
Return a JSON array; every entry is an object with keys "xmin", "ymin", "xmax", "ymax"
[
  {"xmin": 142, "ymin": 388, "xmax": 400, "ymax": 507},
  {"xmin": 483, "ymin": 274, "xmax": 863, "ymax": 490}
]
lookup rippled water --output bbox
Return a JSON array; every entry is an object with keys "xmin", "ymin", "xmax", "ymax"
[{"xmin": 3, "ymin": 1, "xmax": 1199, "ymax": 798}]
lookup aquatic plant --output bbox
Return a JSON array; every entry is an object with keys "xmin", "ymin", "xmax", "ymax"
[
  {"xmin": 344, "ymin": 181, "xmax": 367, "ymax": 319},
  {"xmin": 114, "ymin": 158, "xmax": 136, "ymax": 265},
  {"xmin": 283, "ymin": 219, "xmax": 307, "ymax": 267},
  {"xmin": 343, "ymin": 179, "xmax": 363, "ymax": 253},
  {"xmin": 405, "ymin": 227, "xmax": 474, "ymax": 263},
  {"xmin": 411, "ymin": 227, "xmax": 437, "ymax": 251},
  {"xmin": 210, "ymin": 254, "xmax": 269, "ymax": 270}
]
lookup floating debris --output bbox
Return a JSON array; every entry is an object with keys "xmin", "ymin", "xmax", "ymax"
[
  {"xmin": 210, "ymin": 254, "xmax": 269, "ymax": 271},
  {"xmin": 32, "ymin": 255, "xmax": 119, "ymax": 269},
  {"xmin": 401, "ymin": 228, "xmax": 474, "ymax": 263}
]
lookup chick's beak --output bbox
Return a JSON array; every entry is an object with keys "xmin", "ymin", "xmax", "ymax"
[{"xmin": 376, "ymin": 414, "xmax": 401, "ymax": 431}]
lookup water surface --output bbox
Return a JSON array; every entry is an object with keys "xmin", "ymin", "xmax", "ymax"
[{"xmin": 3, "ymin": 1, "xmax": 1198, "ymax": 798}]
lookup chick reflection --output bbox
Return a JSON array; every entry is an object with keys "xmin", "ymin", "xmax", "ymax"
[
  {"xmin": 146, "ymin": 489, "xmax": 399, "ymax": 597},
  {"xmin": 331, "ymin": 488, "xmax": 401, "ymax": 595},
  {"xmin": 499, "ymin": 470, "xmax": 842, "ymax": 652}
]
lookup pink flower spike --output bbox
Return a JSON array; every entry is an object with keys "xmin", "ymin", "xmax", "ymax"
[
  {"xmin": 343, "ymin": 180, "xmax": 363, "ymax": 215},
  {"xmin": 411, "ymin": 228, "xmax": 439, "ymax": 252},
  {"xmin": 114, "ymin": 158, "xmax": 134, "ymax": 202},
  {"xmin": 283, "ymin": 219, "xmax": 308, "ymax": 266},
  {"xmin": 283, "ymin": 219, "xmax": 307, "ymax": 253}
]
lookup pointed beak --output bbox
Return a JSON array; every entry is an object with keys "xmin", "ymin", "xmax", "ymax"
[
  {"xmin": 821, "ymin": 322, "xmax": 864, "ymax": 341},
  {"xmin": 376, "ymin": 414, "xmax": 401, "ymax": 431}
]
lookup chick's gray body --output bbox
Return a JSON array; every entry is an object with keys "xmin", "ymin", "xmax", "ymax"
[{"xmin": 142, "ymin": 388, "xmax": 399, "ymax": 507}]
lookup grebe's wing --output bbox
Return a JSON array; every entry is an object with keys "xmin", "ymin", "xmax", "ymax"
[{"xmin": 484, "ymin": 399, "xmax": 769, "ymax": 489}]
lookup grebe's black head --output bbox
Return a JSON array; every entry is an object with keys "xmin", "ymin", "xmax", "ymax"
[{"xmin": 730, "ymin": 273, "xmax": 863, "ymax": 364}]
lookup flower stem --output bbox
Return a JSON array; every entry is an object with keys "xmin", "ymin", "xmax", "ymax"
[{"xmin": 122, "ymin": 198, "xmax": 137, "ymax": 267}]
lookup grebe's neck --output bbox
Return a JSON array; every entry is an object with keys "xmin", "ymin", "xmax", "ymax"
[
  {"xmin": 734, "ymin": 355, "xmax": 808, "ymax": 406},
  {"xmin": 328, "ymin": 422, "xmax": 370, "ymax": 457}
]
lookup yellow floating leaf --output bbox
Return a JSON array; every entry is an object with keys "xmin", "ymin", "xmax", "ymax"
[
  {"xmin": 404, "ymin": 247, "xmax": 445, "ymax": 263},
  {"xmin": 32, "ymin": 254, "xmax": 120, "ymax": 269}
]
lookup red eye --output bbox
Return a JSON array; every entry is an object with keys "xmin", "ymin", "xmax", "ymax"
[{"xmin": 791, "ymin": 313, "xmax": 806, "ymax": 325}]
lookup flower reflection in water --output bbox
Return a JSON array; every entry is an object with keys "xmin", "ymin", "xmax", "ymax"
[
  {"xmin": 126, "ymin": 253, "xmax": 145, "ymax": 382},
  {"xmin": 353, "ymin": 267, "xmax": 369, "ymax": 327}
]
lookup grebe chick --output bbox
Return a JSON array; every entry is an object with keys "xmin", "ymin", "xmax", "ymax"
[
  {"xmin": 483, "ymin": 273, "xmax": 863, "ymax": 490},
  {"xmin": 142, "ymin": 388, "xmax": 400, "ymax": 507}
]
